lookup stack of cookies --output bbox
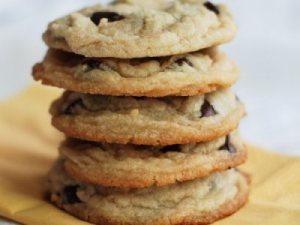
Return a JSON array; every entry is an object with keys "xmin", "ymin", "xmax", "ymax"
[{"xmin": 32, "ymin": 0, "xmax": 250, "ymax": 224}]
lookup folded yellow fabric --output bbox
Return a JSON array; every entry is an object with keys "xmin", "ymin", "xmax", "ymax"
[{"xmin": 0, "ymin": 85, "xmax": 299, "ymax": 225}]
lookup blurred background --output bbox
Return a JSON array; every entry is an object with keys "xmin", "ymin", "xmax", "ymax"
[{"xmin": 0, "ymin": 0, "xmax": 299, "ymax": 156}]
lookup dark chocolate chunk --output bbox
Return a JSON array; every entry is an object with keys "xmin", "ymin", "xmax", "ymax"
[
  {"xmin": 90, "ymin": 11, "xmax": 124, "ymax": 25},
  {"xmin": 219, "ymin": 136, "xmax": 236, "ymax": 153},
  {"xmin": 200, "ymin": 100, "xmax": 217, "ymax": 118},
  {"xmin": 159, "ymin": 145, "xmax": 181, "ymax": 153},
  {"xmin": 62, "ymin": 98, "xmax": 85, "ymax": 115},
  {"xmin": 175, "ymin": 57, "xmax": 193, "ymax": 67},
  {"xmin": 204, "ymin": 1, "xmax": 220, "ymax": 15},
  {"xmin": 63, "ymin": 185, "xmax": 82, "ymax": 204},
  {"xmin": 82, "ymin": 59, "xmax": 101, "ymax": 70}
]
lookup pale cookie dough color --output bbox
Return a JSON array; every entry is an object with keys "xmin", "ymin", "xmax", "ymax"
[
  {"xmin": 61, "ymin": 131, "xmax": 247, "ymax": 188},
  {"xmin": 33, "ymin": 48, "xmax": 239, "ymax": 97},
  {"xmin": 43, "ymin": 0, "xmax": 237, "ymax": 58},
  {"xmin": 48, "ymin": 160, "xmax": 249, "ymax": 225},
  {"xmin": 50, "ymin": 89, "xmax": 245, "ymax": 145}
]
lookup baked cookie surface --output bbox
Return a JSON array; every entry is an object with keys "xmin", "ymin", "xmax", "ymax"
[
  {"xmin": 43, "ymin": 0, "xmax": 236, "ymax": 58},
  {"xmin": 48, "ymin": 160, "xmax": 249, "ymax": 225},
  {"xmin": 61, "ymin": 131, "xmax": 247, "ymax": 188},
  {"xmin": 33, "ymin": 48, "xmax": 239, "ymax": 97},
  {"xmin": 50, "ymin": 89, "xmax": 245, "ymax": 145}
]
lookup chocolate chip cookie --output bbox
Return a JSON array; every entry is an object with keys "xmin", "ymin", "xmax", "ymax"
[
  {"xmin": 33, "ymin": 48, "xmax": 239, "ymax": 97},
  {"xmin": 43, "ymin": 0, "xmax": 236, "ymax": 58},
  {"xmin": 60, "ymin": 131, "xmax": 247, "ymax": 188},
  {"xmin": 50, "ymin": 89, "xmax": 245, "ymax": 145},
  {"xmin": 48, "ymin": 159, "xmax": 249, "ymax": 225}
]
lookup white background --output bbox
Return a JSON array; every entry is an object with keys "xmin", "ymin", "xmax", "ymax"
[{"xmin": 0, "ymin": 0, "xmax": 300, "ymax": 156}]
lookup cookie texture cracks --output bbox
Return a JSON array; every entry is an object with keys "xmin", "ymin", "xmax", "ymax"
[
  {"xmin": 50, "ymin": 89, "xmax": 245, "ymax": 145},
  {"xmin": 32, "ymin": 48, "xmax": 239, "ymax": 96},
  {"xmin": 32, "ymin": 0, "xmax": 249, "ymax": 224},
  {"xmin": 60, "ymin": 131, "xmax": 247, "ymax": 188},
  {"xmin": 43, "ymin": 0, "xmax": 237, "ymax": 58},
  {"xmin": 48, "ymin": 160, "xmax": 250, "ymax": 225}
]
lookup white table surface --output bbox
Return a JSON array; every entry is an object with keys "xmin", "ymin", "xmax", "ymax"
[{"xmin": 0, "ymin": 0, "xmax": 300, "ymax": 224}]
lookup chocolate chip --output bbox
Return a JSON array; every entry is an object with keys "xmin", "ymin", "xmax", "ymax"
[
  {"xmin": 219, "ymin": 136, "xmax": 236, "ymax": 153},
  {"xmin": 82, "ymin": 59, "xmax": 101, "ymax": 72},
  {"xmin": 159, "ymin": 145, "xmax": 181, "ymax": 153},
  {"xmin": 200, "ymin": 100, "xmax": 217, "ymax": 118},
  {"xmin": 63, "ymin": 185, "xmax": 82, "ymax": 204},
  {"xmin": 204, "ymin": 1, "xmax": 220, "ymax": 15},
  {"xmin": 90, "ymin": 11, "xmax": 124, "ymax": 25},
  {"xmin": 175, "ymin": 57, "xmax": 193, "ymax": 67},
  {"xmin": 83, "ymin": 59, "xmax": 101, "ymax": 69},
  {"xmin": 235, "ymin": 95, "xmax": 241, "ymax": 102},
  {"xmin": 62, "ymin": 98, "xmax": 85, "ymax": 115}
]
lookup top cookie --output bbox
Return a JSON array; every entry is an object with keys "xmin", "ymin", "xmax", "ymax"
[{"xmin": 43, "ymin": 0, "xmax": 236, "ymax": 58}]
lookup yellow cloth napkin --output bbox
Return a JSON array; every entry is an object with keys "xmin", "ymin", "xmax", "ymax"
[{"xmin": 0, "ymin": 85, "xmax": 299, "ymax": 225}]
